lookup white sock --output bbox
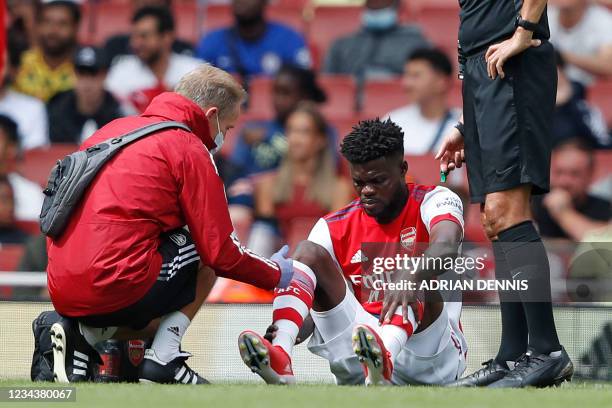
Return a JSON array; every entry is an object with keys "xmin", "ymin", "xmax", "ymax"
[
  {"xmin": 79, "ymin": 324, "xmax": 117, "ymax": 347},
  {"xmin": 271, "ymin": 260, "xmax": 317, "ymax": 358},
  {"xmin": 151, "ymin": 311, "xmax": 190, "ymax": 363},
  {"xmin": 273, "ymin": 320, "xmax": 298, "ymax": 357},
  {"xmin": 381, "ymin": 325, "xmax": 408, "ymax": 363}
]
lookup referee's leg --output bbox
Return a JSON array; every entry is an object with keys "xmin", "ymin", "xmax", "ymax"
[
  {"xmin": 482, "ymin": 185, "xmax": 559, "ymax": 355},
  {"xmin": 483, "ymin": 185, "xmax": 574, "ymax": 388}
]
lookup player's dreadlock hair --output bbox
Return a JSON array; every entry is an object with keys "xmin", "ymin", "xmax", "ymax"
[{"xmin": 340, "ymin": 118, "xmax": 404, "ymax": 164}]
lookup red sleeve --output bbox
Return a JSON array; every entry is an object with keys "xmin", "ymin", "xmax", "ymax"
[{"xmin": 176, "ymin": 146, "xmax": 280, "ymax": 290}]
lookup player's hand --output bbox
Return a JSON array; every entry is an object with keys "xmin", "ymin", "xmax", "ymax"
[
  {"xmin": 435, "ymin": 126, "xmax": 465, "ymax": 174},
  {"xmin": 272, "ymin": 245, "xmax": 294, "ymax": 288},
  {"xmin": 379, "ymin": 270, "xmax": 421, "ymax": 326},
  {"xmin": 485, "ymin": 27, "xmax": 542, "ymax": 79}
]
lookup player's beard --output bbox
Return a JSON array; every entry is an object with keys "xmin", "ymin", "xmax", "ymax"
[{"xmin": 376, "ymin": 184, "xmax": 409, "ymax": 224}]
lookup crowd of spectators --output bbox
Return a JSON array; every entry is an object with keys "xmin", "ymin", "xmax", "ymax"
[{"xmin": 0, "ymin": 0, "xmax": 610, "ymax": 302}]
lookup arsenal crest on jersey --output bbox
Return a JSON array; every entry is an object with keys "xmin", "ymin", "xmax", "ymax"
[
  {"xmin": 400, "ymin": 227, "xmax": 417, "ymax": 251},
  {"xmin": 127, "ymin": 340, "xmax": 146, "ymax": 367}
]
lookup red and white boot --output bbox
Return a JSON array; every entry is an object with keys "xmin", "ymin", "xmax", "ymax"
[
  {"xmin": 238, "ymin": 330, "xmax": 295, "ymax": 385},
  {"xmin": 352, "ymin": 324, "xmax": 393, "ymax": 386}
]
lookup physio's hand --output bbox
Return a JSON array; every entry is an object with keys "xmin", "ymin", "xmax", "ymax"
[
  {"xmin": 272, "ymin": 245, "xmax": 294, "ymax": 288},
  {"xmin": 485, "ymin": 27, "xmax": 542, "ymax": 79},
  {"xmin": 435, "ymin": 126, "xmax": 465, "ymax": 174}
]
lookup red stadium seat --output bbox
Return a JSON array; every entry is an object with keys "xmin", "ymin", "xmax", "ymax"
[
  {"xmin": 329, "ymin": 116, "xmax": 360, "ymax": 142},
  {"xmin": 14, "ymin": 221, "xmax": 39, "ymax": 236},
  {"xmin": 448, "ymin": 79, "xmax": 463, "ymax": 108},
  {"xmin": 0, "ymin": 244, "xmax": 25, "ymax": 272},
  {"xmin": 174, "ymin": 2, "xmax": 199, "ymax": 43},
  {"xmin": 307, "ymin": 6, "xmax": 362, "ymax": 67},
  {"xmin": 413, "ymin": 6, "xmax": 459, "ymax": 51},
  {"xmin": 0, "ymin": 244, "xmax": 26, "ymax": 298},
  {"xmin": 588, "ymin": 80, "xmax": 612, "ymax": 127},
  {"xmin": 362, "ymin": 78, "xmax": 407, "ymax": 118},
  {"xmin": 18, "ymin": 144, "xmax": 79, "ymax": 188},
  {"xmin": 79, "ymin": 1, "xmax": 198, "ymax": 45},
  {"xmin": 404, "ymin": 154, "xmax": 441, "ymax": 186},
  {"xmin": 319, "ymin": 75, "xmax": 357, "ymax": 118},
  {"xmin": 246, "ymin": 76, "xmax": 274, "ymax": 118}
]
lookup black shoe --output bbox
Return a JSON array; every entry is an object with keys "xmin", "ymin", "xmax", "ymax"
[
  {"xmin": 50, "ymin": 318, "xmax": 102, "ymax": 383},
  {"xmin": 445, "ymin": 359, "xmax": 509, "ymax": 387},
  {"xmin": 488, "ymin": 347, "xmax": 574, "ymax": 388},
  {"xmin": 138, "ymin": 349, "xmax": 210, "ymax": 384}
]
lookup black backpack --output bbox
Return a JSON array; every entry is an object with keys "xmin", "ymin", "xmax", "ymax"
[{"xmin": 39, "ymin": 121, "xmax": 191, "ymax": 239}]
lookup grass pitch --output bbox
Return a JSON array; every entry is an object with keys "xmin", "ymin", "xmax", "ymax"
[{"xmin": 1, "ymin": 381, "xmax": 611, "ymax": 408}]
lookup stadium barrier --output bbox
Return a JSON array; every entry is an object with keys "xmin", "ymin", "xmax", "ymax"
[{"xmin": 0, "ymin": 302, "xmax": 611, "ymax": 383}]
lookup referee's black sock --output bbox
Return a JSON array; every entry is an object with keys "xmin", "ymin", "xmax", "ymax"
[
  {"xmin": 498, "ymin": 221, "xmax": 561, "ymax": 355},
  {"xmin": 492, "ymin": 240, "xmax": 528, "ymax": 367}
]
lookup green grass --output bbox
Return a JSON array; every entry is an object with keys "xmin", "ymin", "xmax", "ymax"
[{"xmin": 1, "ymin": 380, "xmax": 611, "ymax": 408}]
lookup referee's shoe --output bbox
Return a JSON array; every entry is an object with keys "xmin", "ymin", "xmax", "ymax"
[
  {"xmin": 445, "ymin": 359, "xmax": 509, "ymax": 387},
  {"xmin": 50, "ymin": 318, "xmax": 102, "ymax": 382},
  {"xmin": 488, "ymin": 347, "xmax": 574, "ymax": 388}
]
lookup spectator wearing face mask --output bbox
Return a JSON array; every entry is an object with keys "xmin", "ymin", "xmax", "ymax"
[{"xmin": 324, "ymin": 0, "xmax": 430, "ymax": 83}]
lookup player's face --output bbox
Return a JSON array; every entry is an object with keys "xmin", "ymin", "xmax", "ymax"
[{"xmin": 350, "ymin": 156, "xmax": 408, "ymax": 222}]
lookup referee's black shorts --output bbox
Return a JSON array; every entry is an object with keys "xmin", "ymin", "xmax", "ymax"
[
  {"xmin": 462, "ymin": 40, "xmax": 557, "ymax": 203},
  {"xmin": 77, "ymin": 228, "xmax": 200, "ymax": 330}
]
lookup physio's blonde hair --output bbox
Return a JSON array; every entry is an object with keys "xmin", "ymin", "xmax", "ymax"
[{"xmin": 174, "ymin": 64, "xmax": 246, "ymax": 119}]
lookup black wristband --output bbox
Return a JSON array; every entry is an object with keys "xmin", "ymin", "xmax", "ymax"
[
  {"xmin": 516, "ymin": 16, "xmax": 540, "ymax": 33},
  {"xmin": 454, "ymin": 122, "xmax": 465, "ymax": 137}
]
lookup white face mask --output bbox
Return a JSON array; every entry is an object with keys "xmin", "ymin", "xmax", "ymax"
[
  {"xmin": 362, "ymin": 6, "xmax": 398, "ymax": 31},
  {"xmin": 209, "ymin": 112, "xmax": 224, "ymax": 155}
]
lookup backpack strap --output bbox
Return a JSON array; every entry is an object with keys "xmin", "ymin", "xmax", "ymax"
[{"xmin": 86, "ymin": 121, "xmax": 192, "ymax": 156}]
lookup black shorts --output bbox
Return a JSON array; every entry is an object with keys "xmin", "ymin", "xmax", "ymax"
[
  {"xmin": 77, "ymin": 228, "xmax": 200, "ymax": 330},
  {"xmin": 462, "ymin": 40, "xmax": 557, "ymax": 203}
]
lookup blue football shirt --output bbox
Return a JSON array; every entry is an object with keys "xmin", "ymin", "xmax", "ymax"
[{"xmin": 196, "ymin": 22, "xmax": 311, "ymax": 76}]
